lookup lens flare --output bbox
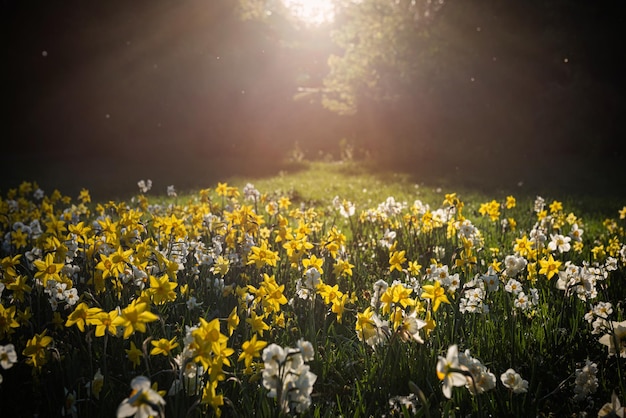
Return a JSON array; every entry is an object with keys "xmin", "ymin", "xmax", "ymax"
[{"xmin": 281, "ymin": 0, "xmax": 335, "ymax": 25}]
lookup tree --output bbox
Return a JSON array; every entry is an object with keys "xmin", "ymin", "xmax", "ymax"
[
  {"xmin": 236, "ymin": 0, "xmax": 446, "ymax": 115},
  {"xmin": 322, "ymin": 0, "xmax": 445, "ymax": 115}
]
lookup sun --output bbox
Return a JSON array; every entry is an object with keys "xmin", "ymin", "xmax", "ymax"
[{"xmin": 281, "ymin": 0, "xmax": 335, "ymax": 26}]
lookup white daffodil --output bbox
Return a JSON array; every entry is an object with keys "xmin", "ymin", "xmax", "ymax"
[{"xmin": 117, "ymin": 376, "xmax": 165, "ymax": 418}]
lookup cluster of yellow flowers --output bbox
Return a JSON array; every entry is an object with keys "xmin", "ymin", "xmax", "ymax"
[{"xmin": 1, "ymin": 180, "xmax": 625, "ymax": 416}]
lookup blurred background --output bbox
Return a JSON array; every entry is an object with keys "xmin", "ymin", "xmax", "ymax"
[{"xmin": 3, "ymin": 0, "xmax": 625, "ymax": 199}]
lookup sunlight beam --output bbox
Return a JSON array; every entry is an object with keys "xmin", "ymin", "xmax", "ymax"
[{"xmin": 281, "ymin": 0, "xmax": 335, "ymax": 26}]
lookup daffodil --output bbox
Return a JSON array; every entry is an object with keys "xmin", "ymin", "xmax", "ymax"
[
  {"xmin": 332, "ymin": 258, "xmax": 354, "ymax": 277},
  {"xmin": 117, "ymin": 376, "xmax": 166, "ymax": 418},
  {"xmin": 505, "ymin": 195, "xmax": 516, "ymax": 209},
  {"xmin": 408, "ymin": 260, "xmax": 422, "ymax": 276},
  {"xmin": 436, "ymin": 345, "xmax": 467, "ymax": 399},
  {"xmin": 398, "ymin": 310, "xmax": 427, "ymax": 343},
  {"xmin": 125, "ymin": 341, "xmax": 143, "ymax": 369},
  {"xmin": 0, "ymin": 303, "xmax": 20, "ymax": 339},
  {"xmin": 87, "ymin": 368, "xmax": 104, "ymax": 399},
  {"xmin": 597, "ymin": 391, "xmax": 625, "ymax": 417},
  {"xmin": 0, "ymin": 344, "xmax": 18, "ymax": 369},
  {"xmin": 538, "ymin": 255, "xmax": 562, "ymax": 280},
  {"xmin": 257, "ymin": 274, "xmax": 288, "ymax": 313},
  {"xmin": 380, "ymin": 283, "xmax": 415, "ymax": 315},
  {"xmin": 389, "ymin": 250, "xmax": 407, "ymax": 272},
  {"xmin": 331, "ymin": 293, "xmax": 349, "ymax": 324},
  {"xmin": 238, "ymin": 334, "xmax": 268, "ymax": 368},
  {"xmin": 420, "ymin": 281, "xmax": 450, "ymax": 312},
  {"xmin": 112, "ymin": 299, "xmax": 159, "ymax": 339},
  {"xmin": 23, "ymin": 330, "xmax": 54, "ymax": 371},
  {"xmin": 150, "ymin": 337, "xmax": 179, "ymax": 356},
  {"xmin": 246, "ymin": 310, "xmax": 270, "ymax": 336},
  {"xmin": 302, "ymin": 254, "xmax": 324, "ymax": 274},
  {"xmin": 318, "ymin": 283, "xmax": 342, "ymax": 305},
  {"xmin": 201, "ymin": 380, "xmax": 224, "ymax": 417},
  {"xmin": 599, "ymin": 320, "xmax": 626, "ymax": 358},
  {"xmin": 247, "ymin": 240, "xmax": 280, "ymax": 269},
  {"xmin": 92, "ymin": 309, "xmax": 120, "ymax": 337},
  {"xmin": 149, "ymin": 274, "xmax": 178, "ymax": 305},
  {"xmin": 189, "ymin": 318, "xmax": 231, "ymax": 371},
  {"xmin": 65, "ymin": 302, "xmax": 102, "ymax": 332},
  {"xmin": 1, "ymin": 254, "xmax": 22, "ymax": 277},
  {"xmin": 33, "ymin": 253, "xmax": 64, "ymax": 287},
  {"xmin": 211, "ymin": 255, "xmax": 230, "ymax": 277},
  {"xmin": 355, "ymin": 307, "xmax": 389, "ymax": 347},
  {"xmin": 226, "ymin": 306, "xmax": 240, "ymax": 336},
  {"xmin": 500, "ymin": 368, "xmax": 529, "ymax": 394},
  {"xmin": 7, "ymin": 275, "xmax": 32, "ymax": 302}
]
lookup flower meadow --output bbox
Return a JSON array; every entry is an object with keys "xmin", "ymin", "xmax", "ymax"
[{"xmin": 0, "ymin": 178, "xmax": 625, "ymax": 417}]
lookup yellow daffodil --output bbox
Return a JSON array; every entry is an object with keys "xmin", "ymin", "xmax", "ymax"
[
  {"xmin": 421, "ymin": 281, "xmax": 450, "ymax": 312},
  {"xmin": 246, "ymin": 311, "xmax": 270, "ymax": 336},
  {"xmin": 0, "ymin": 303, "xmax": 20, "ymax": 339},
  {"xmin": 150, "ymin": 337, "xmax": 179, "ymax": 356},
  {"xmin": 23, "ymin": 330, "xmax": 54, "ymax": 371},
  {"xmin": 92, "ymin": 309, "xmax": 119, "ymax": 337},
  {"xmin": 227, "ymin": 306, "xmax": 240, "ymax": 336},
  {"xmin": 238, "ymin": 334, "xmax": 268, "ymax": 368},
  {"xmin": 112, "ymin": 300, "xmax": 159, "ymax": 339},
  {"xmin": 247, "ymin": 241, "xmax": 280, "ymax": 269},
  {"xmin": 65, "ymin": 302, "xmax": 102, "ymax": 332},
  {"xmin": 389, "ymin": 250, "xmax": 407, "ymax": 272},
  {"xmin": 149, "ymin": 274, "xmax": 178, "ymax": 305},
  {"xmin": 33, "ymin": 253, "xmax": 64, "ymax": 287},
  {"xmin": 125, "ymin": 341, "xmax": 143, "ymax": 368},
  {"xmin": 538, "ymin": 255, "xmax": 562, "ymax": 280},
  {"xmin": 201, "ymin": 380, "xmax": 224, "ymax": 417}
]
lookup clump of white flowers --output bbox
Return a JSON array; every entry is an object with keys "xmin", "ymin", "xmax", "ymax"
[
  {"xmin": 137, "ymin": 179, "xmax": 152, "ymax": 194},
  {"xmin": 262, "ymin": 340, "xmax": 317, "ymax": 415},
  {"xmin": 500, "ymin": 368, "xmax": 528, "ymax": 394},
  {"xmin": 573, "ymin": 359, "xmax": 598, "ymax": 401},
  {"xmin": 458, "ymin": 349, "xmax": 496, "ymax": 395}
]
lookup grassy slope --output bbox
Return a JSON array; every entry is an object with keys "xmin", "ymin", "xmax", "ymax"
[{"xmin": 219, "ymin": 160, "xmax": 623, "ymax": 227}]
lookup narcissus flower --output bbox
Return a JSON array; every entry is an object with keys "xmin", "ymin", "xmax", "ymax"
[
  {"xmin": 247, "ymin": 240, "xmax": 280, "ymax": 269},
  {"xmin": 65, "ymin": 302, "xmax": 102, "ymax": 332},
  {"xmin": 0, "ymin": 344, "xmax": 18, "ymax": 369},
  {"xmin": 389, "ymin": 250, "xmax": 407, "ymax": 273},
  {"xmin": 599, "ymin": 320, "xmax": 626, "ymax": 358},
  {"xmin": 33, "ymin": 253, "xmax": 64, "ymax": 287},
  {"xmin": 125, "ymin": 341, "xmax": 143, "ymax": 369},
  {"xmin": 436, "ymin": 345, "xmax": 467, "ymax": 399},
  {"xmin": 112, "ymin": 300, "xmax": 159, "ymax": 339},
  {"xmin": 149, "ymin": 274, "xmax": 178, "ymax": 305},
  {"xmin": 355, "ymin": 307, "xmax": 389, "ymax": 348},
  {"xmin": 238, "ymin": 334, "xmax": 268, "ymax": 368},
  {"xmin": 92, "ymin": 309, "xmax": 120, "ymax": 337},
  {"xmin": 421, "ymin": 281, "xmax": 450, "ymax": 312},
  {"xmin": 597, "ymin": 391, "xmax": 625, "ymax": 417},
  {"xmin": 150, "ymin": 337, "xmax": 179, "ymax": 356},
  {"xmin": 117, "ymin": 376, "xmax": 165, "ymax": 418},
  {"xmin": 201, "ymin": 380, "xmax": 224, "ymax": 417},
  {"xmin": 86, "ymin": 368, "xmax": 105, "ymax": 399},
  {"xmin": 246, "ymin": 310, "xmax": 270, "ymax": 337},
  {"xmin": 500, "ymin": 368, "xmax": 528, "ymax": 394},
  {"xmin": 0, "ymin": 303, "xmax": 20, "ymax": 339},
  {"xmin": 23, "ymin": 330, "xmax": 53, "ymax": 371},
  {"xmin": 227, "ymin": 306, "xmax": 240, "ymax": 336},
  {"xmin": 538, "ymin": 255, "xmax": 562, "ymax": 280}
]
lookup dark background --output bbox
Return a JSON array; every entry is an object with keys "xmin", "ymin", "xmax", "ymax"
[{"xmin": 3, "ymin": 0, "xmax": 625, "ymax": 199}]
